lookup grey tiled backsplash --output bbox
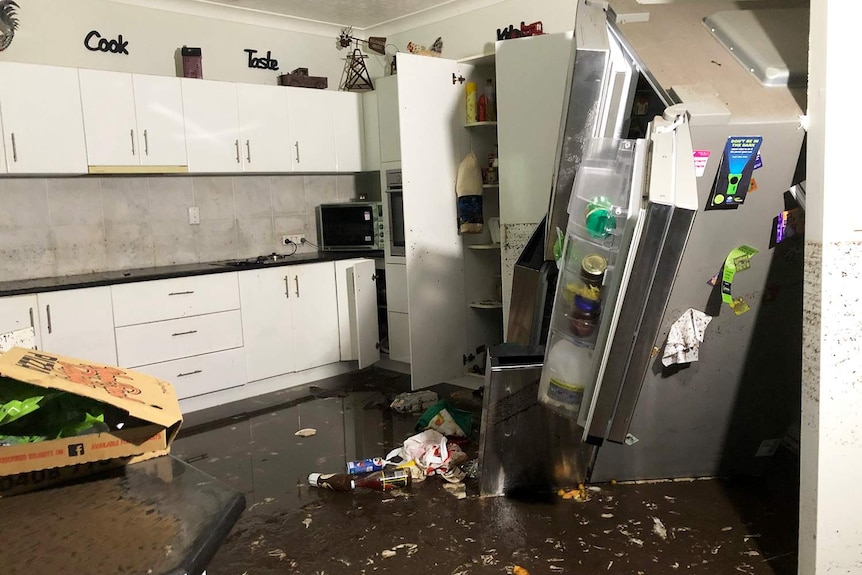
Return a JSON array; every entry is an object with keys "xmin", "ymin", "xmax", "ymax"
[{"xmin": 0, "ymin": 174, "xmax": 369, "ymax": 282}]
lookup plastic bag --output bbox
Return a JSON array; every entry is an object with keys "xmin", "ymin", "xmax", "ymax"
[
  {"xmin": 415, "ymin": 400, "xmax": 473, "ymax": 437},
  {"xmin": 386, "ymin": 429, "xmax": 468, "ymax": 480}
]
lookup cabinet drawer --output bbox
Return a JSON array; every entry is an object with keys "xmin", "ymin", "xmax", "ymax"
[
  {"xmin": 116, "ymin": 310, "xmax": 243, "ymax": 368},
  {"xmin": 112, "ymin": 273, "xmax": 239, "ymax": 327},
  {"xmin": 134, "ymin": 348, "xmax": 246, "ymax": 400}
]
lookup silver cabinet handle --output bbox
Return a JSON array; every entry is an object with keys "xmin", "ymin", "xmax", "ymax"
[
  {"xmin": 294, "ymin": 275, "xmax": 300, "ymax": 298},
  {"xmin": 284, "ymin": 275, "xmax": 290, "ymax": 299},
  {"xmin": 143, "ymin": 129, "xmax": 149, "ymax": 156},
  {"xmin": 46, "ymin": 305, "xmax": 52, "ymax": 334},
  {"xmin": 177, "ymin": 369, "xmax": 203, "ymax": 378},
  {"xmin": 172, "ymin": 330, "xmax": 198, "ymax": 337},
  {"xmin": 130, "ymin": 129, "xmax": 136, "ymax": 156},
  {"xmin": 246, "ymin": 139, "xmax": 251, "ymax": 163},
  {"xmin": 168, "ymin": 290, "xmax": 195, "ymax": 296},
  {"xmin": 11, "ymin": 133, "xmax": 17, "ymax": 162},
  {"xmin": 28, "ymin": 307, "xmax": 34, "ymax": 329},
  {"xmin": 294, "ymin": 141, "xmax": 300, "ymax": 164},
  {"xmin": 235, "ymin": 139, "xmax": 241, "ymax": 163}
]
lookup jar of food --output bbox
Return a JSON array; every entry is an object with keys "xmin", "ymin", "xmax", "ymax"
[
  {"xmin": 571, "ymin": 295, "xmax": 600, "ymax": 338},
  {"xmin": 580, "ymin": 254, "xmax": 607, "ymax": 289}
]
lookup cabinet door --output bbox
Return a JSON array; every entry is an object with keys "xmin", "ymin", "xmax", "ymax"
[
  {"xmin": 0, "ymin": 295, "xmax": 41, "ymax": 350},
  {"xmin": 0, "ymin": 62, "xmax": 87, "ymax": 174},
  {"xmin": 361, "ymin": 90, "xmax": 380, "ymax": 171},
  {"xmin": 133, "ymin": 74, "xmax": 187, "ymax": 166},
  {"xmin": 332, "ymin": 91, "xmax": 364, "ymax": 172},
  {"xmin": 286, "ymin": 87, "xmax": 336, "ymax": 172},
  {"xmin": 237, "ymin": 83, "xmax": 292, "ymax": 173},
  {"xmin": 79, "ymin": 69, "xmax": 139, "ymax": 166},
  {"xmin": 181, "ymin": 78, "xmax": 242, "ymax": 173},
  {"xmin": 290, "ymin": 262, "xmax": 340, "ymax": 371},
  {"xmin": 376, "ymin": 74, "xmax": 400, "ymax": 163},
  {"xmin": 334, "ymin": 259, "xmax": 380, "ymax": 368},
  {"xmin": 238, "ymin": 267, "xmax": 295, "ymax": 382},
  {"xmin": 37, "ymin": 287, "xmax": 117, "ymax": 366},
  {"xmin": 397, "ymin": 53, "xmax": 469, "ymax": 389}
]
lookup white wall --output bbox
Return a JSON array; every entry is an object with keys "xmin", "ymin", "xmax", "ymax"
[
  {"xmin": 799, "ymin": 0, "xmax": 862, "ymax": 573},
  {"xmin": 365, "ymin": 0, "xmax": 578, "ymax": 75},
  {"xmin": 0, "ymin": 0, "xmax": 347, "ymax": 87}
]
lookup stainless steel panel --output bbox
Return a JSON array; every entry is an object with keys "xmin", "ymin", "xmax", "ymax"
[
  {"xmin": 478, "ymin": 345, "xmax": 589, "ymax": 495},
  {"xmin": 544, "ymin": 0, "xmax": 611, "ymax": 261}
]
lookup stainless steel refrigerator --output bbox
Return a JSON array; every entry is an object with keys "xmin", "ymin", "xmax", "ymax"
[{"xmin": 483, "ymin": 0, "xmax": 807, "ymax": 493}]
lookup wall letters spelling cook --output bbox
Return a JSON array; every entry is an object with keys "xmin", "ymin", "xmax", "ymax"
[{"xmin": 84, "ymin": 30, "xmax": 129, "ymax": 55}]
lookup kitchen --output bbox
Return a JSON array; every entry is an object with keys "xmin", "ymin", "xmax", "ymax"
[{"xmin": 0, "ymin": 0, "xmax": 857, "ymax": 573}]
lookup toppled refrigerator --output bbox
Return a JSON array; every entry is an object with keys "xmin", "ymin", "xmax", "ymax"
[{"xmin": 482, "ymin": 0, "xmax": 807, "ymax": 492}]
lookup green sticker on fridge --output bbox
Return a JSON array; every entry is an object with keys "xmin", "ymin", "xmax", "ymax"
[{"xmin": 706, "ymin": 136, "xmax": 763, "ymax": 210}]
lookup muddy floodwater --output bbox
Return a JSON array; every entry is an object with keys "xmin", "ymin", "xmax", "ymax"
[{"xmin": 173, "ymin": 366, "xmax": 798, "ymax": 575}]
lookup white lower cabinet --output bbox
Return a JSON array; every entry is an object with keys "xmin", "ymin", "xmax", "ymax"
[
  {"xmin": 133, "ymin": 348, "xmax": 245, "ymax": 400},
  {"xmin": 111, "ymin": 273, "xmax": 243, "ymax": 398},
  {"xmin": 37, "ymin": 287, "xmax": 117, "ymax": 365},
  {"xmin": 115, "ymin": 310, "xmax": 243, "ymax": 368},
  {"xmin": 334, "ymin": 259, "xmax": 380, "ymax": 369},
  {"xmin": 0, "ymin": 294, "xmax": 41, "ymax": 350},
  {"xmin": 387, "ymin": 311, "xmax": 411, "ymax": 364},
  {"xmin": 239, "ymin": 261, "xmax": 340, "ymax": 382},
  {"xmin": 0, "ymin": 289, "xmax": 115, "ymax": 363}
]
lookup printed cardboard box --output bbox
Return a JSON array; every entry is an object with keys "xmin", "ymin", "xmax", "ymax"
[{"xmin": 0, "ymin": 347, "xmax": 183, "ymax": 489}]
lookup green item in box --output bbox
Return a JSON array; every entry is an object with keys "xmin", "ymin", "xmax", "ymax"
[{"xmin": 415, "ymin": 400, "xmax": 473, "ymax": 437}]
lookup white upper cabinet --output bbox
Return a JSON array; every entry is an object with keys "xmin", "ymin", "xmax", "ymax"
[
  {"xmin": 79, "ymin": 70, "xmax": 187, "ymax": 168},
  {"xmin": 286, "ymin": 87, "xmax": 336, "ymax": 172},
  {"xmin": 376, "ymin": 74, "xmax": 401, "ymax": 163},
  {"xmin": 132, "ymin": 74, "xmax": 187, "ymax": 166},
  {"xmin": 236, "ymin": 83, "xmax": 292, "ymax": 173},
  {"xmin": 0, "ymin": 62, "xmax": 87, "ymax": 174},
  {"xmin": 181, "ymin": 78, "xmax": 242, "ymax": 173},
  {"xmin": 332, "ymin": 91, "xmax": 364, "ymax": 172}
]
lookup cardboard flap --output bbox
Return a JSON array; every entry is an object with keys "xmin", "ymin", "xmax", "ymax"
[{"xmin": 0, "ymin": 347, "xmax": 182, "ymax": 430}]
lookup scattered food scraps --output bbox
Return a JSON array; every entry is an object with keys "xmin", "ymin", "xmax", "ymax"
[
  {"xmin": 302, "ymin": 516, "xmax": 312, "ymax": 529},
  {"xmin": 513, "ymin": 566, "xmax": 530, "ymax": 575},
  {"xmin": 295, "ymin": 428, "xmax": 317, "ymax": 437},
  {"xmin": 652, "ymin": 517, "xmax": 668, "ymax": 540},
  {"xmin": 381, "ymin": 550, "xmax": 397, "ymax": 559},
  {"xmin": 268, "ymin": 549, "xmax": 287, "ymax": 561},
  {"xmin": 443, "ymin": 482, "xmax": 467, "ymax": 499}
]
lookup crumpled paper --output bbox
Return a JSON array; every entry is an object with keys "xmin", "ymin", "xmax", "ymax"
[{"xmin": 662, "ymin": 308, "xmax": 713, "ymax": 366}]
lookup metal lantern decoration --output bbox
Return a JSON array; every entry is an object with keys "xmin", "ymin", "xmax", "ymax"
[{"xmin": 336, "ymin": 27, "xmax": 386, "ymax": 92}]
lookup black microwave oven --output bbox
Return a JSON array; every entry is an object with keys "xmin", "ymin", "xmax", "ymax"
[{"xmin": 316, "ymin": 202, "xmax": 384, "ymax": 251}]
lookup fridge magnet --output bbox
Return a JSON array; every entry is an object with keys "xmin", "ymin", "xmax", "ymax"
[
  {"xmin": 693, "ymin": 150, "xmax": 710, "ymax": 177},
  {"xmin": 769, "ymin": 207, "xmax": 805, "ymax": 248},
  {"xmin": 721, "ymin": 245, "xmax": 759, "ymax": 315},
  {"xmin": 0, "ymin": 0, "xmax": 19, "ymax": 52},
  {"xmin": 705, "ymin": 136, "xmax": 763, "ymax": 210}
]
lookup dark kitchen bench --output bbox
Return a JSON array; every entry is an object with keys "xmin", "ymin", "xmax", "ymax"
[{"xmin": 0, "ymin": 455, "xmax": 245, "ymax": 575}]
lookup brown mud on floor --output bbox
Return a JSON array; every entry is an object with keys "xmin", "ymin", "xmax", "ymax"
[{"xmin": 173, "ymin": 367, "xmax": 798, "ymax": 575}]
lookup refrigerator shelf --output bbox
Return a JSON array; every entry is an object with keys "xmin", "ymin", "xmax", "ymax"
[{"xmin": 470, "ymin": 300, "xmax": 503, "ymax": 309}]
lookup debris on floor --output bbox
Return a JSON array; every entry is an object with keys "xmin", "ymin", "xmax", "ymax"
[
  {"xmin": 390, "ymin": 390, "xmax": 439, "ymax": 413},
  {"xmin": 294, "ymin": 428, "xmax": 317, "ymax": 437}
]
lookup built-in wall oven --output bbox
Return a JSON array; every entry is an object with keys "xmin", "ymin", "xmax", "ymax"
[{"xmin": 384, "ymin": 167, "xmax": 405, "ymax": 258}]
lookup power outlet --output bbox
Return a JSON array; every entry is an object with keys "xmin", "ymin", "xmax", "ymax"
[
  {"xmin": 282, "ymin": 234, "xmax": 305, "ymax": 246},
  {"xmin": 188, "ymin": 206, "xmax": 201, "ymax": 225}
]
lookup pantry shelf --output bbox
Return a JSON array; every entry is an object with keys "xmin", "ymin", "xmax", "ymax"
[
  {"xmin": 468, "ymin": 243, "xmax": 501, "ymax": 250},
  {"xmin": 470, "ymin": 300, "xmax": 503, "ymax": 309}
]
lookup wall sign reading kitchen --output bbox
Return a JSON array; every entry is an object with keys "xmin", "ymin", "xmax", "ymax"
[
  {"xmin": 84, "ymin": 30, "xmax": 129, "ymax": 55},
  {"xmin": 245, "ymin": 48, "xmax": 279, "ymax": 70}
]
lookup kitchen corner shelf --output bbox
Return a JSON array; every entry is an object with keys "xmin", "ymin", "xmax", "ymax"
[
  {"xmin": 470, "ymin": 300, "xmax": 503, "ymax": 309},
  {"xmin": 483, "ymin": 183, "xmax": 499, "ymax": 189},
  {"xmin": 468, "ymin": 243, "xmax": 501, "ymax": 250},
  {"xmin": 464, "ymin": 121, "xmax": 497, "ymax": 128}
]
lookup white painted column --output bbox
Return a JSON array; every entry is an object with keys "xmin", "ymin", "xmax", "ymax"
[{"xmin": 799, "ymin": 1, "xmax": 862, "ymax": 572}]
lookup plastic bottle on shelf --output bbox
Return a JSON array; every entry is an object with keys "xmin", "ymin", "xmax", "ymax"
[
  {"xmin": 484, "ymin": 79, "xmax": 496, "ymax": 121},
  {"xmin": 465, "ymin": 82, "xmax": 478, "ymax": 124},
  {"xmin": 538, "ymin": 337, "xmax": 594, "ymax": 417},
  {"xmin": 308, "ymin": 468, "xmax": 411, "ymax": 492}
]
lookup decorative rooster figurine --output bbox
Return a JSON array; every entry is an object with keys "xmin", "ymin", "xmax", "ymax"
[{"xmin": 0, "ymin": 0, "xmax": 19, "ymax": 52}]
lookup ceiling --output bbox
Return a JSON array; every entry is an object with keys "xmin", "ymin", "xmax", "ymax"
[{"xmin": 193, "ymin": 0, "xmax": 459, "ymax": 29}]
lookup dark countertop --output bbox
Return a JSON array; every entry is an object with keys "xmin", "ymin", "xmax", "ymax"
[
  {"xmin": 0, "ymin": 455, "xmax": 245, "ymax": 575},
  {"xmin": 0, "ymin": 250, "xmax": 383, "ymax": 297}
]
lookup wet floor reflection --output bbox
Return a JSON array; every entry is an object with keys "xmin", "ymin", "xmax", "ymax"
[{"xmin": 172, "ymin": 367, "xmax": 798, "ymax": 575}]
